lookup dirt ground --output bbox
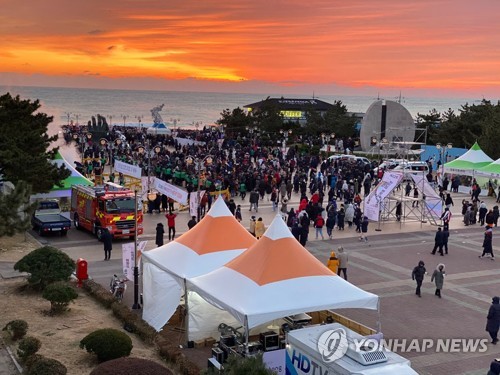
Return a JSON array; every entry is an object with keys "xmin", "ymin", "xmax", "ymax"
[{"xmin": 0, "ymin": 233, "xmax": 175, "ymax": 374}]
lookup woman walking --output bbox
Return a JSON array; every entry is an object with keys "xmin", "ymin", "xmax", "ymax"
[
  {"xmin": 255, "ymin": 217, "xmax": 266, "ymax": 239},
  {"xmin": 431, "ymin": 263, "xmax": 446, "ymax": 298}
]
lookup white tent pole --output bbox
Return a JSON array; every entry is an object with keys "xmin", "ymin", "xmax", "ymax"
[
  {"xmin": 244, "ymin": 315, "xmax": 250, "ymax": 355},
  {"xmin": 376, "ymin": 298, "xmax": 382, "ymax": 333},
  {"xmin": 184, "ymin": 278, "xmax": 189, "ymax": 346}
]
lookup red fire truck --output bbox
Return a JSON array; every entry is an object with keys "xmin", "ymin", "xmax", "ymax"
[{"xmin": 70, "ymin": 183, "xmax": 143, "ymax": 240}]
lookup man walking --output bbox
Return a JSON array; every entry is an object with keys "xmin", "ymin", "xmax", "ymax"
[
  {"xmin": 249, "ymin": 190, "xmax": 259, "ymax": 212},
  {"xmin": 486, "ymin": 296, "xmax": 500, "ymax": 344},
  {"xmin": 479, "ymin": 224, "xmax": 495, "ymax": 260},
  {"xmin": 412, "ymin": 260, "xmax": 426, "ymax": 297},
  {"xmin": 337, "ymin": 247, "xmax": 348, "ymax": 280},
  {"xmin": 166, "ymin": 210, "xmax": 177, "ymax": 241},
  {"xmin": 431, "ymin": 227, "xmax": 445, "ymax": 256},
  {"xmin": 102, "ymin": 228, "xmax": 113, "ymax": 261}
]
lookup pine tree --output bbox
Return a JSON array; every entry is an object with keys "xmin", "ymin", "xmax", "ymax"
[
  {"xmin": 0, "ymin": 181, "xmax": 35, "ymax": 236},
  {"xmin": 0, "ymin": 93, "xmax": 70, "ymax": 194}
]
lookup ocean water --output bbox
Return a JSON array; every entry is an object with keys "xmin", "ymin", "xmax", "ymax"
[{"xmin": 0, "ymin": 85, "xmax": 484, "ymax": 131}]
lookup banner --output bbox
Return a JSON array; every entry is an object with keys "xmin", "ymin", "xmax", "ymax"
[
  {"xmin": 411, "ymin": 174, "xmax": 443, "ymax": 219},
  {"xmin": 173, "ymin": 137, "xmax": 206, "ymax": 147},
  {"xmin": 153, "ymin": 178, "xmax": 188, "ymax": 205},
  {"xmin": 122, "ymin": 241, "xmax": 147, "ymax": 281},
  {"xmin": 189, "ymin": 191, "xmax": 206, "ymax": 217},
  {"xmin": 364, "ymin": 171, "xmax": 403, "ymax": 221},
  {"xmin": 263, "ymin": 349, "xmax": 285, "ymax": 375},
  {"xmin": 115, "ymin": 160, "xmax": 142, "ymax": 179}
]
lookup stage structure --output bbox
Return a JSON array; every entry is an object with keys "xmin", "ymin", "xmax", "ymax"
[
  {"xmin": 361, "ymin": 100, "xmax": 427, "ymax": 159},
  {"xmin": 364, "ymin": 170, "xmax": 443, "ymax": 230}
]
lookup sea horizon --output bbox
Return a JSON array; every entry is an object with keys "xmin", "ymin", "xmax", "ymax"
[{"xmin": 0, "ymin": 84, "xmax": 491, "ymax": 130}]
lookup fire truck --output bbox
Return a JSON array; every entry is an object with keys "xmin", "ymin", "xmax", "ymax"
[{"xmin": 70, "ymin": 183, "xmax": 143, "ymax": 240}]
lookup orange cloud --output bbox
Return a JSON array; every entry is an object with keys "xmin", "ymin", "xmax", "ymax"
[{"xmin": 0, "ymin": 0, "xmax": 498, "ymax": 95}]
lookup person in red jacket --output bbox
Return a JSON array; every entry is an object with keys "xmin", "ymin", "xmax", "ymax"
[
  {"xmin": 165, "ymin": 211, "xmax": 177, "ymax": 241},
  {"xmin": 315, "ymin": 214, "xmax": 325, "ymax": 240}
]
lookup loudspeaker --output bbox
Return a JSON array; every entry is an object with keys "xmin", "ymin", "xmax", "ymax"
[
  {"xmin": 187, "ymin": 340, "xmax": 194, "ymax": 348},
  {"xmin": 212, "ymin": 347, "xmax": 224, "ymax": 363}
]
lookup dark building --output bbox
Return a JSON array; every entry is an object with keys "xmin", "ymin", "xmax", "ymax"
[{"xmin": 244, "ymin": 98, "xmax": 336, "ymax": 124}]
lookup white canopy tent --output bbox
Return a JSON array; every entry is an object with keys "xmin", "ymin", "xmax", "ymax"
[
  {"xmin": 189, "ymin": 215, "xmax": 379, "ymax": 341},
  {"xmin": 141, "ymin": 196, "xmax": 257, "ymax": 339}
]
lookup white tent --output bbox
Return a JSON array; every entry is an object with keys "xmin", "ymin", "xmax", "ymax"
[
  {"xmin": 30, "ymin": 151, "xmax": 93, "ymax": 200},
  {"xmin": 443, "ymin": 141, "xmax": 493, "ymax": 176},
  {"xmin": 189, "ymin": 215, "xmax": 379, "ymax": 338},
  {"xmin": 141, "ymin": 196, "xmax": 257, "ymax": 337}
]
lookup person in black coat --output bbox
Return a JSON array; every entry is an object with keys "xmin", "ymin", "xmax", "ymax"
[
  {"xmin": 431, "ymin": 227, "xmax": 445, "ymax": 256},
  {"xmin": 442, "ymin": 227, "xmax": 450, "ymax": 254},
  {"xmin": 488, "ymin": 359, "xmax": 500, "ymax": 375},
  {"xmin": 187, "ymin": 216, "xmax": 197, "ymax": 230},
  {"xmin": 412, "ymin": 260, "xmax": 426, "ymax": 297},
  {"xmin": 102, "ymin": 228, "xmax": 113, "ymax": 261},
  {"xmin": 155, "ymin": 223, "xmax": 164, "ymax": 247},
  {"xmin": 486, "ymin": 296, "xmax": 500, "ymax": 344},
  {"xmin": 480, "ymin": 225, "xmax": 494, "ymax": 259}
]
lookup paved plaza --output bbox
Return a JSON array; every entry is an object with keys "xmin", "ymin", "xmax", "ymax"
[{"xmin": 2, "ymin": 187, "xmax": 500, "ymax": 374}]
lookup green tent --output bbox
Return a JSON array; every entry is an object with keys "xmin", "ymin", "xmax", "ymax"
[
  {"xmin": 476, "ymin": 157, "xmax": 500, "ymax": 178},
  {"xmin": 30, "ymin": 151, "xmax": 93, "ymax": 199},
  {"xmin": 443, "ymin": 142, "xmax": 493, "ymax": 176}
]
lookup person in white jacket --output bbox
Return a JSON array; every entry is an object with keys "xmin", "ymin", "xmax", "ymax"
[{"xmin": 345, "ymin": 203, "xmax": 355, "ymax": 227}]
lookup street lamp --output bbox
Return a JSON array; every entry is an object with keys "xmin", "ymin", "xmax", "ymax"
[
  {"xmin": 136, "ymin": 116, "xmax": 143, "ymax": 132},
  {"xmin": 132, "ymin": 187, "xmax": 141, "ymax": 310},
  {"xmin": 138, "ymin": 142, "xmax": 158, "ymax": 201},
  {"xmin": 436, "ymin": 142, "xmax": 452, "ymax": 184},
  {"xmin": 122, "ymin": 115, "xmax": 128, "ymax": 126},
  {"xmin": 111, "ymin": 138, "xmax": 122, "ymax": 175},
  {"xmin": 321, "ymin": 132, "xmax": 335, "ymax": 153},
  {"xmin": 75, "ymin": 113, "xmax": 80, "ymax": 126},
  {"xmin": 65, "ymin": 112, "xmax": 72, "ymax": 126},
  {"xmin": 279, "ymin": 129, "xmax": 293, "ymax": 153},
  {"xmin": 185, "ymin": 154, "xmax": 213, "ymax": 221},
  {"xmin": 73, "ymin": 133, "xmax": 84, "ymax": 164},
  {"xmin": 85, "ymin": 133, "xmax": 93, "ymax": 162}
]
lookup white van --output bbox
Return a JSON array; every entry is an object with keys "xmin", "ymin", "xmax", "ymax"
[
  {"xmin": 393, "ymin": 161, "xmax": 429, "ymax": 180},
  {"xmin": 286, "ymin": 323, "xmax": 418, "ymax": 375}
]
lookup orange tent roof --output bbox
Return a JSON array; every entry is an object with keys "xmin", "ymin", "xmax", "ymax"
[
  {"xmin": 175, "ymin": 197, "xmax": 256, "ymax": 255},
  {"xmin": 225, "ymin": 215, "xmax": 333, "ymax": 285}
]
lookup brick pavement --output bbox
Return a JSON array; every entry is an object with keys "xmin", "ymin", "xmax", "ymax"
[{"xmin": 14, "ymin": 183, "xmax": 500, "ymax": 375}]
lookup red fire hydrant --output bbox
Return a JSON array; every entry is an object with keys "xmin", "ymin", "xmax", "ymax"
[{"xmin": 76, "ymin": 258, "xmax": 88, "ymax": 288}]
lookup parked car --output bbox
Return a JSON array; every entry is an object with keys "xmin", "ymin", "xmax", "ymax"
[
  {"xmin": 31, "ymin": 200, "xmax": 71, "ymax": 236},
  {"xmin": 393, "ymin": 161, "xmax": 429, "ymax": 180}
]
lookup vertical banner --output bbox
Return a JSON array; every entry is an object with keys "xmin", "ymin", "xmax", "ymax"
[
  {"xmin": 122, "ymin": 241, "xmax": 148, "ymax": 281},
  {"xmin": 189, "ymin": 191, "xmax": 205, "ymax": 217},
  {"xmin": 364, "ymin": 171, "xmax": 403, "ymax": 221}
]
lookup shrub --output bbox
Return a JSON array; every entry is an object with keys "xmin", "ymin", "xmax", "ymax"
[
  {"xmin": 17, "ymin": 336, "xmax": 41, "ymax": 360},
  {"xmin": 25, "ymin": 355, "xmax": 67, "ymax": 375},
  {"xmin": 110, "ymin": 302, "xmax": 157, "ymax": 344},
  {"xmin": 218, "ymin": 354, "xmax": 275, "ymax": 375},
  {"xmin": 2, "ymin": 319, "xmax": 28, "ymax": 340},
  {"xmin": 80, "ymin": 328, "xmax": 133, "ymax": 362},
  {"xmin": 89, "ymin": 357, "xmax": 173, "ymax": 375},
  {"xmin": 82, "ymin": 279, "xmax": 116, "ymax": 308},
  {"xmin": 42, "ymin": 281, "xmax": 78, "ymax": 314},
  {"xmin": 14, "ymin": 246, "xmax": 75, "ymax": 290}
]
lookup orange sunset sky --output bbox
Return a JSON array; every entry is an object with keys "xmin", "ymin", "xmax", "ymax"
[{"xmin": 1, "ymin": 0, "xmax": 499, "ymax": 97}]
